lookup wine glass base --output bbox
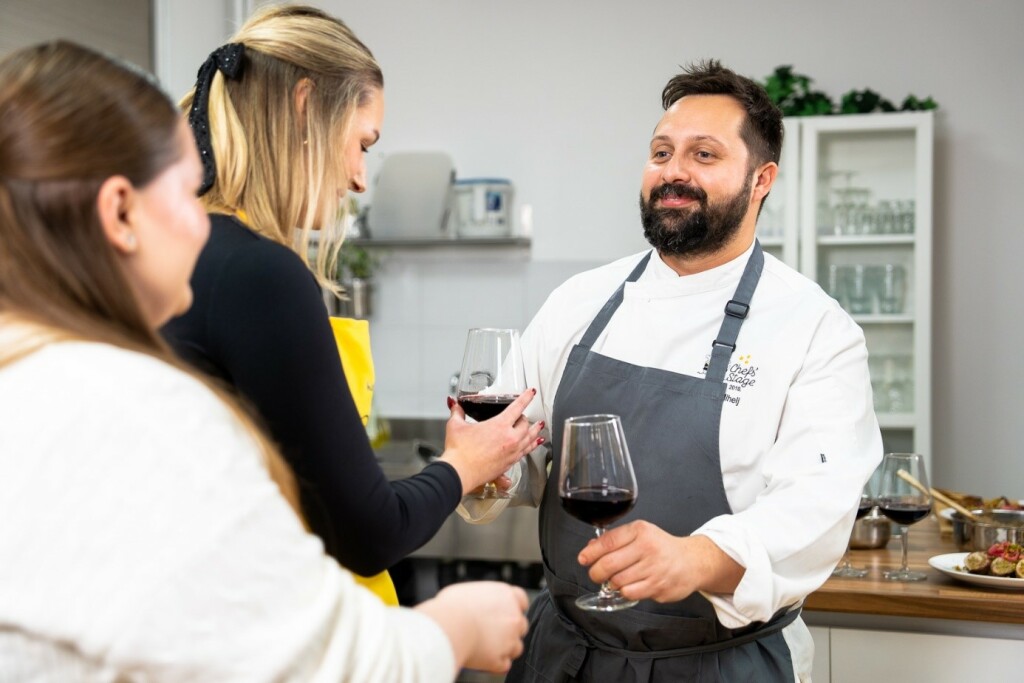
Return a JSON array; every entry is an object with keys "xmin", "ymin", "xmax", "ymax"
[
  {"xmin": 575, "ymin": 592, "xmax": 639, "ymax": 612},
  {"xmin": 882, "ymin": 568, "xmax": 928, "ymax": 582},
  {"xmin": 832, "ymin": 565, "xmax": 870, "ymax": 578}
]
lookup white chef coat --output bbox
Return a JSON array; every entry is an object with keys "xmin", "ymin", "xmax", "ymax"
[
  {"xmin": 462, "ymin": 243, "xmax": 882, "ymax": 639},
  {"xmin": 0, "ymin": 335, "xmax": 456, "ymax": 682}
]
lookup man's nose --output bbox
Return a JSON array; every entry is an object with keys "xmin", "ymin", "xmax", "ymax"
[{"xmin": 661, "ymin": 154, "xmax": 692, "ymax": 184}]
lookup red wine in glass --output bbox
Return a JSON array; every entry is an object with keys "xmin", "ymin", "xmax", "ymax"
[
  {"xmin": 457, "ymin": 394, "xmax": 518, "ymax": 422},
  {"xmin": 560, "ymin": 486, "xmax": 636, "ymax": 528},
  {"xmin": 877, "ymin": 501, "xmax": 931, "ymax": 526}
]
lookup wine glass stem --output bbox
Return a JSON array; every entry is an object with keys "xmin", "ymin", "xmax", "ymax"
[
  {"xmin": 593, "ymin": 527, "xmax": 616, "ymax": 597},
  {"xmin": 899, "ymin": 525, "xmax": 909, "ymax": 572}
]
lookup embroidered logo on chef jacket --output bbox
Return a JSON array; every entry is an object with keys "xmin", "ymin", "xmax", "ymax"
[{"xmin": 698, "ymin": 352, "xmax": 759, "ymax": 407}]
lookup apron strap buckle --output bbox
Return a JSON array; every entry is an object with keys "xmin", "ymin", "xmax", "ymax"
[
  {"xmin": 724, "ymin": 299, "xmax": 750, "ymax": 319},
  {"xmin": 711, "ymin": 338, "xmax": 736, "ymax": 352}
]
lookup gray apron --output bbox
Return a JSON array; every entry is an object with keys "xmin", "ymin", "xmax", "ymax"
[{"xmin": 508, "ymin": 242, "xmax": 799, "ymax": 682}]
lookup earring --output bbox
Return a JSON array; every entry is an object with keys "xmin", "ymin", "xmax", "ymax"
[{"xmin": 124, "ymin": 232, "xmax": 137, "ymax": 249}]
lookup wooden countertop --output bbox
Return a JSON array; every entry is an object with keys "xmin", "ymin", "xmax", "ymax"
[{"xmin": 804, "ymin": 518, "xmax": 1024, "ymax": 625}]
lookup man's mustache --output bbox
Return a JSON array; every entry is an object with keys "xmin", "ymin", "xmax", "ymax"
[{"xmin": 650, "ymin": 183, "xmax": 707, "ymax": 204}]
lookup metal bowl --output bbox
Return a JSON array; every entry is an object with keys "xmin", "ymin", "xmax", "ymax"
[
  {"xmin": 951, "ymin": 509, "xmax": 1024, "ymax": 551},
  {"xmin": 849, "ymin": 508, "xmax": 892, "ymax": 549}
]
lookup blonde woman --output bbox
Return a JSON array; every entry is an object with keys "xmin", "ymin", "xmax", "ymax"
[
  {"xmin": 161, "ymin": 5, "xmax": 542, "ymax": 602},
  {"xmin": 0, "ymin": 41, "xmax": 528, "ymax": 680}
]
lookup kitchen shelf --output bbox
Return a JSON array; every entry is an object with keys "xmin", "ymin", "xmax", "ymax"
[
  {"xmin": 348, "ymin": 236, "xmax": 531, "ymax": 249},
  {"xmin": 877, "ymin": 413, "xmax": 916, "ymax": 429},
  {"xmin": 816, "ymin": 234, "xmax": 916, "ymax": 247},
  {"xmin": 852, "ymin": 314, "xmax": 915, "ymax": 325}
]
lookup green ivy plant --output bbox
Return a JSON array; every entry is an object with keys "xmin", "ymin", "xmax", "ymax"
[
  {"xmin": 763, "ymin": 66, "xmax": 834, "ymax": 116},
  {"xmin": 763, "ymin": 66, "xmax": 939, "ymax": 116}
]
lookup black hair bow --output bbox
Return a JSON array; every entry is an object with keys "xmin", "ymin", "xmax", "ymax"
[{"xmin": 187, "ymin": 43, "xmax": 245, "ymax": 196}]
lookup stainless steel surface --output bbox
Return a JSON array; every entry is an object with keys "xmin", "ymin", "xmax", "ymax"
[
  {"xmin": 951, "ymin": 509, "xmax": 1024, "ymax": 551},
  {"xmin": 336, "ymin": 277, "xmax": 371, "ymax": 319},
  {"xmin": 376, "ymin": 420, "xmax": 542, "ymax": 564},
  {"xmin": 849, "ymin": 508, "xmax": 893, "ymax": 549}
]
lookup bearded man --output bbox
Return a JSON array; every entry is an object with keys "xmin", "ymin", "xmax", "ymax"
[{"xmin": 461, "ymin": 59, "xmax": 882, "ymax": 683}]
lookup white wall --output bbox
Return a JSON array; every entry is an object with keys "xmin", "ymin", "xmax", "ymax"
[{"xmin": 155, "ymin": 0, "xmax": 1024, "ymax": 497}]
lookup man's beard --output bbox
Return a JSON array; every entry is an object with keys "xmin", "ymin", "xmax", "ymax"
[{"xmin": 639, "ymin": 174, "xmax": 753, "ymax": 257}]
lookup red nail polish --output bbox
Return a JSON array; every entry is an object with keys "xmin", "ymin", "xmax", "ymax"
[
  {"xmin": 538, "ymin": 421, "xmax": 546, "ymax": 430},
  {"xmin": 536, "ymin": 437, "xmax": 545, "ymax": 446},
  {"xmin": 532, "ymin": 388, "xmax": 537, "ymax": 395},
  {"xmin": 446, "ymin": 396, "xmax": 455, "ymax": 409}
]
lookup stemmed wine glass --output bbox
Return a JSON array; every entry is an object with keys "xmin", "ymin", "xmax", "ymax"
[
  {"xmin": 558, "ymin": 414, "xmax": 639, "ymax": 612},
  {"xmin": 832, "ymin": 479, "xmax": 877, "ymax": 578},
  {"xmin": 455, "ymin": 327, "xmax": 527, "ymax": 499},
  {"xmin": 877, "ymin": 453, "xmax": 933, "ymax": 581}
]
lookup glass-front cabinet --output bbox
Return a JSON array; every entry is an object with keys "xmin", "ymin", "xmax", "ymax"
[{"xmin": 758, "ymin": 112, "xmax": 933, "ymax": 468}]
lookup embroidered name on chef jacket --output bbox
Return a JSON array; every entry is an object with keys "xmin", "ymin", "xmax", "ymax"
[{"xmin": 699, "ymin": 352, "xmax": 760, "ymax": 407}]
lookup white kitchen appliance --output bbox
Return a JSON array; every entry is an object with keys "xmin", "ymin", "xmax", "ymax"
[{"xmin": 450, "ymin": 178, "xmax": 514, "ymax": 238}]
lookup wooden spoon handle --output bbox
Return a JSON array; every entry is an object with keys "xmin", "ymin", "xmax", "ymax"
[{"xmin": 895, "ymin": 469, "xmax": 979, "ymax": 521}]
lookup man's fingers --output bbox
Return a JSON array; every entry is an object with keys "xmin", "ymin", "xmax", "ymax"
[{"xmin": 578, "ymin": 522, "xmax": 638, "ymax": 565}]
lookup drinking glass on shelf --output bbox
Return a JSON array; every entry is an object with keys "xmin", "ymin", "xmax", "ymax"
[
  {"xmin": 877, "ymin": 453, "xmax": 932, "ymax": 581},
  {"xmin": 875, "ymin": 200, "xmax": 896, "ymax": 234},
  {"xmin": 825, "ymin": 264, "xmax": 845, "ymax": 306},
  {"xmin": 455, "ymin": 327, "xmax": 527, "ymax": 499},
  {"xmin": 832, "ymin": 481, "xmax": 877, "ymax": 578},
  {"xmin": 559, "ymin": 414, "xmax": 639, "ymax": 612},
  {"xmin": 846, "ymin": 264, "xmax": 874, "ymax": 315},
  {"xmin": 878, "ymin": 264, "xmax": 906, "ymax": 315},
  {"xmin": 896, "ymin": 199, "xmax": 916, "ymax": 234}
]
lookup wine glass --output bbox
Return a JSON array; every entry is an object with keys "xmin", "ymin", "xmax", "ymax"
[
  {"xmin": 558, "ymin": 414, "xmax": 639, "ymax": 612},
  {"xmin": 832, "ymin": 480, "xmax": 876, "ymax": 578},
  {"xmin": 877, "ymin": 453, "xmax": 932, "ymax": 581},
  {"xmin": 455, "ymin": 328, "xmax": 527, "ymax": 499}
]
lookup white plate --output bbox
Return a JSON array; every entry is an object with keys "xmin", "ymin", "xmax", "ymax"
[{"xmin": 928, "ymin": 552, "xmax": 1024, "ymax": 590}]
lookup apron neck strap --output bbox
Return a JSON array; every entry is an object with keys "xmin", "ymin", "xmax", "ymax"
[
  {"xmin": 578, "ymin": 251, "xmax": 653, "ymax": 349},
  {"xmin": 705, "ymin": 240, "xmax": 764, "ymax": 383}
]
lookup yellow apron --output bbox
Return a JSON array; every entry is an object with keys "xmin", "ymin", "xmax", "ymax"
[{"xmin": 328, "ymin": 316, "xmax": 399, "ymax": 606}]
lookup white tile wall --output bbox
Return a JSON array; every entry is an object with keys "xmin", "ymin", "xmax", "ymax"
[{"xmin": 368, "ymin": 251, "xmax": 602, "ymax": 418}]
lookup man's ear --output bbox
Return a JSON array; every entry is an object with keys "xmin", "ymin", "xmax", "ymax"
[
  {"xmin": 752, "ymin": 162, "xmax": 778, "ymax": 204},
  {"xmin": 96, "ymin": 175, "xmax": 138, "ymax": 254}
]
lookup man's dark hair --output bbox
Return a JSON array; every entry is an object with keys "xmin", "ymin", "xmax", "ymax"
[{"xmin": 662, "ymin": 59, "xmax": 783, "ymax": 170}]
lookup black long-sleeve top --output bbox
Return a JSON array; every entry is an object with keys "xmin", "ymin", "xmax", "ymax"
[{"xmin": 162, "ymin": 214, "xmax": 461, "ymax": 576}]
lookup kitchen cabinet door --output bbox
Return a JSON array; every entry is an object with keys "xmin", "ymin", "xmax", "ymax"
[
  {"xmin": 830, "ymin": 628, "xmax": 1021, "ymax": 681},
  {"xmin": 792, "ymin": 112, "xmax": 934, "ymax": 469}
]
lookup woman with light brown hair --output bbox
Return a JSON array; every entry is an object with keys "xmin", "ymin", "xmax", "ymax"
[
  {"xmin": 0, "ymin": 40, "xmax": 528, "ymax": 680},
  {"xmin": 162, "ymin": 4, "xmax": 543, "ymax": 602}
]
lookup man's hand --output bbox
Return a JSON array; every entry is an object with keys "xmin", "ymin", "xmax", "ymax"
[{"xmin": 577, "ymin": 520, "xmax": 745, "ymax": 603}]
